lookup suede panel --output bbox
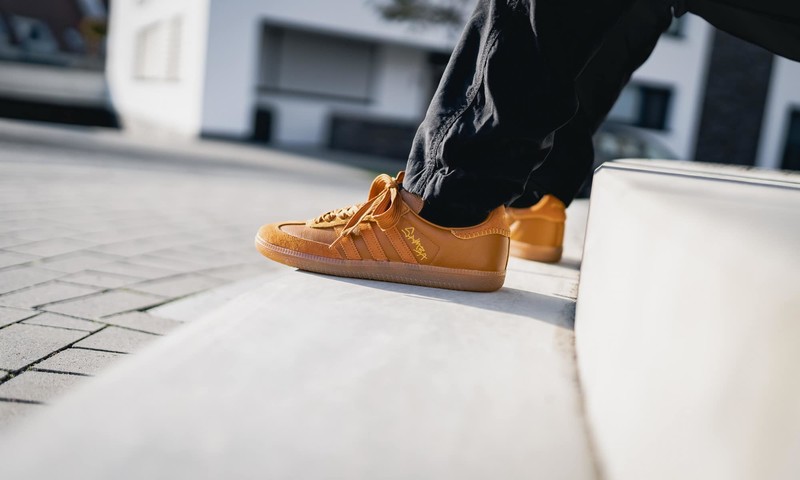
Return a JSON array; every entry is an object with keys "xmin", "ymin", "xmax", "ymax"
[
  {"xmin": 259, "ymin": 224, "xmax": 342, "ymax": 259},
  {"xmin": 280, "ymin": 223, "xmax": 338, "ymax": 243}
]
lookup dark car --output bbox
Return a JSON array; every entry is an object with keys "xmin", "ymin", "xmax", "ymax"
[{"xmin": 577, "ymin": 122, "xmax": 678, "ymax": 197}]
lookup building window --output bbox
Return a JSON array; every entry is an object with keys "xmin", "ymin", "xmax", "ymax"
[
  {"xmin": 607, "ymin": 83, "xmax": 672, "ymax": 130},
  {"xmin": 133, "ymin": 17, "xmax": 182, "ymax": 81},
  {"xmin": 259, "ymin": 26, "xmax": 376, "ymax": 102},
  {"xmin": 0, "ymin": 16, "xmax": 9, "ymax": 47},
  {"xmin": 166, "ymin": 17, "xmax": 182, "ymax": 80},
  {"xmin": 781, "ymin": 109, "xmax": 800, "ymax": 171}
]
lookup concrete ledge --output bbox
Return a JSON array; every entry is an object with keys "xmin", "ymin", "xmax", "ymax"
[
  {"xmin": 576, "ymin": 160, "xmax": 800, "ymax": 480},
  {"xmin": 0, "ymin": 217, "xmax": 594, "ymax": 479}
]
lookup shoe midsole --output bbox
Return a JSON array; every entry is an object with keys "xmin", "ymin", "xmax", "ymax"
[
  {"xmin": 255, "ymin": 235, "xmax": 504, "ymax": 292},
  {"xmin": 509, "ymin": 240, "xmax": 562, "ymax": 263}
]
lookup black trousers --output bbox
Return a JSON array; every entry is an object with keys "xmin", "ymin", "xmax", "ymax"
[{"xmin": 402, "ymin": 0, "xmax": 674, "ymax": 226}]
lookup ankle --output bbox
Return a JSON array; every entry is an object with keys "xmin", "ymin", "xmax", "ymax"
[{"xmin": 418, "ymin": 202, "xmax": 489, "ymax": 228}]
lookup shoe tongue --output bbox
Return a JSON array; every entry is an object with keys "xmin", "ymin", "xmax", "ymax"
[{"xmin": 400, "ymin": 189, "xmax": 424, "ymax": 214}]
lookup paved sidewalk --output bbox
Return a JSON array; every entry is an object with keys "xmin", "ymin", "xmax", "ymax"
[{"xmin": 0, "ymin": 120, "xmax": 377, "ymax": 428}]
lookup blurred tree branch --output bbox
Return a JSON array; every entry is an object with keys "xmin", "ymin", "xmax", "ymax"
[{"xmin": 372, "ymin": 0, "xmax": 473, "ymax": 28}]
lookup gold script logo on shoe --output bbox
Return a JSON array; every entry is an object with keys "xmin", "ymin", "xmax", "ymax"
[{"xmin": 401, "ymin": 227, "xmax": 427, "ymax": 261}]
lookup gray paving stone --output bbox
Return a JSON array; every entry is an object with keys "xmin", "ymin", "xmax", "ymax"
[
  {"xmin": 0, "ymin": 226, "xmax": 54, "ymax": 241},
  {"xmin": 8, "ymin": 225, "xmax": 84, "ymax": 242},
  {"xmin": 204, "ymin": 263, "xmax": 273, "ymax": 282},
  {"xmin": 80, "ymin": 227, "xmax": 151, "ymax": 244},
  {"xmin": 39, "ymin": 252, "xmax": 121, "ymax": 273},
  {"xmin": 0, "ymin": 281, "xmax": 100, "ymax": 308},
  {"xmin": 43, "ymin": 290, "xmax": 166, "ymax": 320},
  {"xmin": 0, "ymin": 219, "xmax": 37, "ymax": 231},
  {"xmin": 148, "ymin": 273, "xmax": 277, "ymax": 322},
  {"xmin": 31, "ymin": 216, "xmax": 88, "ymax": 228},
  {"xmin": 0, "ymin": 370, "xmax": 8, "ymax": 381},
  {"xmin": 92, "ymin": 261, "xmax": 179, "ymax": 280},
  {"xmin": 0, "ymin": 267, "xmax": 62, "ymax": 294},
  {"xmin": 129, "ymin": 274, "xmax": 223, "ymax": 298},
  {"xmin": 61, "ymin": 270, "xmax": 144, "ymax": 289},
  {"xmin": 74, "ymin": 327, "xmax": 157, "ymax": 354},
  {"xmin": 0, "ymin": 251, "xmax": 37, "ymax": 269},
  {"xmin": 123, "ymin": 254, "xmax": 210, "ymax": 274},
  {"xmin": 0, "ymin": 324, "xmax": 88, "ymax": 370},
  {"xmin": 23, "ymin": 313, "xmax": 103, "ymax": 332},
  {"xmin": 0, "ymin": 234, "xmax": 28, "ymax": 249},
  {"xmin": 33, "ymin": 348, "xmax": 123, "ymax": 375},
  {"xmin": 0, "ymin": 371, "xmax": 85, "ymax": 403},
  {"xmin": 0, "ymin": 306, "xmax": 38, "ymax": 328},
  {"xmin": 89, "ymin": 216, "xmax": 174, "ymax": 230},
  {"xmin": 86, "ymin": 242, "xmax": 152, "ymax": 258},
  {"xmin": 101, "ymin": 311, "xmax": 181, "ymax": 335},
  {"xmin": 182, "ymin": 244, "xmax": 257, "ymax": 264},
  {"xmin": 0, "ymin": 401, "xmax": 43, "ymax": 429},
  {"xmin": 150, "ymin": 245, "xmax": 222, "ymax": 259},
  {"xmin": 198, "ymin": 237, "xmax": 257, "ymax": 256},
  {"xmin": 92, "ymin": 235, "xmax": 187, "ymax": 257},
  {"xmin": 7, "ymin": 237, "xmax": 94, "ymax": 257},
  {"xmin": 155, "ymin": 255, "xmax": 238, "ymax": 272},
  {"xmin": 0, "ymin": 209, "xmax": 41, "ymax": 219}
]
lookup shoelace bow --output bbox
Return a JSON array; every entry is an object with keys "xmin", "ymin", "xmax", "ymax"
[{"xmin": 326, "ymin": 172, "xmax": 404, "ymax": 249}]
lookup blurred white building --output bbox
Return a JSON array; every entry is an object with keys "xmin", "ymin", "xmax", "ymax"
[
  {"xmin": 107, "ymin": 0, "xmax": 800, "ymax": 170},
  {"xmin": 0, "ymin": 0, "xmax": 114, "ymax": 126}
]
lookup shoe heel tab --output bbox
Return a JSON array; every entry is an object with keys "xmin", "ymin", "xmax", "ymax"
[
  {"xmin": 540, "ymin": 194, "xmax": 566, "ymax": 210},
  {"xmin": 534, "ymin": 195, "xmax": 567, "ymax": 220},
  {"xmin": 487, "ymin": 205, "xmax": 512, "ymax": 228}
]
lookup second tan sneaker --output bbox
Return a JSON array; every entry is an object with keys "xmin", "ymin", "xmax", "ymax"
[
  {"xmin": 255, "ymin": 172, "xmax": 511, "ymax": 292},
  {"xmin": 507, "ymin": 194, "xmax": 566, "ymax": 263}
]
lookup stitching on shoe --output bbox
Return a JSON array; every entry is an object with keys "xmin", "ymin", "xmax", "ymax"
[{"xmin": 451, "ymin": 227, "xmax": 511, "ymax": 239}]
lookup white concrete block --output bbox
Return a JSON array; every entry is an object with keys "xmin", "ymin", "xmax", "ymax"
[{"xmin": 575, "ymin": 160, "xmax": 800, "ymax": 480}]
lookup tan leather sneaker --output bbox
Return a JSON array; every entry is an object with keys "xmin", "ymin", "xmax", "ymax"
[
  {"xmin": 255, "ymin": 172, "xmax": 510, "ymax": 292},
  {"xmin": 506, "ymin": 194, "xmax": 566, "ymax": 263}
]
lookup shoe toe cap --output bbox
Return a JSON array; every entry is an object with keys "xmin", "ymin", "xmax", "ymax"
[
  {"xmin": 256, "ymin": 222, "xmax": 302, "ymax": 248},
  {"xmin": 255, "ymin": 222, "xmax": 341, "ymax": 259}
]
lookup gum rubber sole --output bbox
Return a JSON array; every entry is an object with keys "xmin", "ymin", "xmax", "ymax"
[
  {"xmin": 255, "ymin": 235, "xmax": 505, "ymax": 292},
  {"xmin": 509, "ymin": 240, "xmax": 563, "ymax": 263}
]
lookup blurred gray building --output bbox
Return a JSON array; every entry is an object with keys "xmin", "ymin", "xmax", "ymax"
[{"xmin": 2, "ymin": 0, "xmax": 798, "ymax": 171}]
